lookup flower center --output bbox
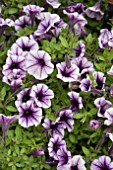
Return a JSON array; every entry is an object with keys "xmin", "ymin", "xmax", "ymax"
[
  {"xmin": 24, "ymin": 109, "xmax": 31, "ymax": 116},
  {"xmin": 37, "ymin": 92, "xmax": 43, "ymax": 100},
  {"xmin": 22, "ymin": 46, "xmax": 30, "ymax": 51},
  {"xmin": 38, "ymin": 59, "xmax": 45, "ymax": 66},
  {"xmin": 22, "ymin": 94, "xmax": 31, "ymax": 102},
  {"xmin": 71, "ymin": 166, "xmax": 78, "ymax": 170},
  {"xmin": 10, "ymin": 62, "xmax": 19, "ymax": 69}
]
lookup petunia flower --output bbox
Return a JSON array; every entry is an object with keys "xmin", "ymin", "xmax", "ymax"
[
  {"xmin": 90, "ymin": 155, "xmax": 113, "ymax": 170},
  {"xmin": 27, "ymin": 147, "xmax": 45, "ymax": 157},
  {"xmin": 22, "ymin": 5, "xmax": 44, "ymax": 17},
  {"xmin": 0, "ymin": 18, "xmax": 5, "ymax": 26},
  {"xmin": 58, "ymin": 109, "xmax": 74, "ymax": 132},
  {"xmin": 68, "ymin": 91, "xmax": 83, "ymax": 113},
  {"xmin": 107, "ymin": 66, "xmax": 113, "ymax": 75},
  {"xmin": 30, "ymin": 84, "xmax": 54, "ymax": 108},
  {"xmin": 98, "ymin": 29, "xmax": 112, "ymax": 49},
  {"xmin": 104, "ymin": 108, "xmax": 113, "ymax": 126},
  {"xmin": 56, "ymin": 61, "xmax": 79, "ymax": 82},
  {"xmin": 48, "ymin": 135, "xmax": 66, "ymax": 160},
  {"xmin": 73, "ymin": 22, "xmax": 87, "ymax": 35},
  {"xmin": 73, "ymin": 41, "xmax": 85, "ymax": 58},
  {"xmin": 0, "ymin": 114, "xmax": 18, "ymax": 139},
  {"xmin": 42, "ymin": 118, "xmax": 52, "ymax": 130},
  {"xmin": 14, "ymin": 16, "xmax": 32, "ymax": 31},
  {"xmin": 90, "ymin": 120, "xmax": 101, "ymax": 130},
  {"xmin": 15, "ymin": 88, "xmax": 33, "ymax": 108},
  {"xmin": 94, "ymin": 97, "xmax": 112, "ymax": 117},
  {"xmin": 79, "ymin": 77, "xmax": 92, "ymax": 92},
  {"xmin": 46, "ymin": 0, "xmax": 61, "ymax": 8},
  {"xmin": 94, "ymin": 71, "xmax": 106, "ymax": 91},
  {"xmin": 65, "ymin": 3, "xmax": 85, "ymax": 14},
  {"xmin": 57, "ymin": 146, "xmax": 71, "ymax": 169},
  {"xmin": 4, "ymin": 19, "xmax": 14, "ymax": 27},
  {"xmin": 26, "ymin": 50, "xmax": 54, "ymax": 80},
  {"xmin": 85, "ymin": 0, "xmax": 104, "ymax": 20},
  {"xmin": 18, "ymin": 101, "xmax": 42, "ymax": 128}
]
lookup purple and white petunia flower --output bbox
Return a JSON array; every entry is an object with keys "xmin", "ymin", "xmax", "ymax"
[
  {"xmin": 73, "ymin": 41, "xmax": 85, "ymax": 58},
  {"xmin": 73, "ymin": 22, "xmax": 87, "ymax": 35},
  {"xmin": 30, "ymin": 84, "xmax": 54, "ymax": 108},
  {"xmin": 18, "ymin": 101, "xmax": 42, "ymax": 128},
  {"xmin": 48, "ymin": 135, "xmax": 66, "ymax": 160},
  {"xmin": 79, "ymin": 77, "xmax": 92, "ymax": 92},
  {"xmin": 0, "ymin": 114, "xmax": 18, "ymax": 139},
  {"xmin": 65, "ymin": 3, "xmax": 85, "ymax": 14},
  {"xmin": 85, "ymin": 0, "xmax": 104, "ymax": 20},
  {"xmin": 94, "ymin": 71, "xmax": 106, "ymax": 91},
  {"xmin": 94, "ymin": 97, "xmax": 112, "ymax": 117},
  {"xmin": 104, "ymin": 108, "xmax": 113, "ymax": 126},
  {"xmin": 110, "ymin": 84, "xmax": 113, "ymax": 96},
  {"xmin": 98, "ymin": 29, "xmax": 112, "ymax": 49},
  {"xmin": 27, "ymin": 147, "xmax": 45, "ymax": 157},
  {"xmin": 22, "ymin": 5, "xmax": 44, "ymax": 17},
  {"xmin": 71, "ymin": 57, "xmax": 94, "ymax": 79},
  {"xmin": 0, "ymin": 18, "xmax": 5, "ymax": 26},
  {"xmin": 58, "ymin": 109, "xmax": 74, "ymax": 132},
  {"xmin": 46, "ymin": 0, "xmax": 61, "ymax": 8},
  {"xmin": 108, "ymin": 30, "xmax": 113, "ymax": 48},
  {"xmin": 90, "ymin": 120, "xmax": 101, "ymax": 130},
  {"xmin": 42, "ymin": 118, "xmax": 52, "ymax": 130},
  {"xmin": 107, "ymin": 66, "xmax": 113, "ymax": 75},
  {"xmin": 13, "ymin": 36, "xmax": 39, "ymax": 54},
  {"xmin": 68, "ymin": 91, "xmax": 83, "ymax": 113},
  {"xmin": 2, "ymin": 54, "xmax": 26, "ymax": 77},
  {"xmin": 107, "ymin": 133, "xmax": 113, "ymax": 142},
  {"xmin": 4, "ymin": 19, "xmax": 14, "ymax": 27},
  {"xmin": 90, "ymin": 155, "xmax": 113, "ymax": 170},
  {"xmin": 57, "ymin": 146, "xmax": 71, "ymax": 169},
  {"xmin": 26, "ymin": 50, "xmax": 54, "ymax": 80},
  {"xmin": 15, "ymin": 88, "xmax": 32, "ymax": 108},
  {"xmin": 56, "ymin": 61, "xmax": 79, "ymax": 82},
  {"xmin": 14, "ymin": 16, "xmax": 32, "ymax": 31}
]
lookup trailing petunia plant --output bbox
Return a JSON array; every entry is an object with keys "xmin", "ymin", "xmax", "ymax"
[{"xmin": 1, "ymin": 0, "xmax": 113, "ymax": 169}]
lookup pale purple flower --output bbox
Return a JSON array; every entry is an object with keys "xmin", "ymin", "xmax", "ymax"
[
  {"xmin": 90, "ymin": 155, "xmax": 113, "ymax": 170},
  {"xmin": 27, "ymin": 147, "xmax": 45, "ymax": 157},
  {"xmin": 110, "ymin": 84, "xmax": 113, "ymax": 96},
  {"xmin": 73, "ymin": 41, "xmax": 85, "ymax": 58},
  {"xmin": 0, "ymin": 18, "xmax": 5, "ymax": 26},
  {"xmin": 65, "ymin": 3, "xmax": 85, "ymax": 14},
  {"xmin": 22, "ymin": 5, "xmax": 44, "ymax": 17},
  {"xmin": 34, "ymin": 13, "xmax": 60, "ymax": 36},
  {"xmin": 58, "ymin": 109, "xmax": 74, "ymax": 132},
  {"xmin": 68, "ymin": 91, "xmax": 83, "ymax": 113},
  {"xmin": 56, "ymin": 61, "xmax": 79, "ymax": 82},
  {"xmin": 108, "ymin": 133, "xmax": 113, "ymax": 142},
  {"xmin": 7, "ymin": 44, "xmax": 23, "ymax": 56},
  {"xmin": 30, "ymin": 84, "xmax": 54, "ymax": 108},
  {"xmin": 14, "ymin": 16, "xmax": 32, "ymax": 31},
  {"xmin": 94, "ymin": 71, "xmax": 106, "ymax": 91},
  {"xmin": 79, "ymin": 77, "xmax": 92, "ymax": 92},
  {"xmin": 0, "ymin": 114, "xmax": 18, "ymax": 139},
  {"xmin": 18, "ymin": 101, "xmax": 42, "ymax": 128},
  {"xmin": 2, "ymin": 54, "xmax": 26, "ymax": 77},
  {"xmin": 48, "ymin": 135, "xmax": 66, "ymax": 160},
  {"xmin": 14, "ymin": 36, "xmax": 39, "ymax": 54},
  {"xmin": 107, "ymin": 66, "xmax": 113, "ymax": 75},
  {"xmin": 104, "ymin": 108, "xmax": 113, "ymax": 126},
  {"xmin": 90, "ymin": 120, "xmax": 101, "ymax": 130},
  {"xmin": 5, "ymin": 19, "xmax": 14, "ymax": 27},
  {"xmin": 15, "ymin": 88, "xmax": 32, "ymax": 108},
  {"xmin": 46, "ymin": 0, "xmax": 61, "ymax": 8},
  {"xmin": 73, "ymin": 22, "xmax": 87, "ymax": 35},
  {"xmin": 98, "ymin": 29, "xmax": 112, "ymax": 49},
  {"xmin": 57, "ymin": 146, "xmax": 71, "ymax": 168},
  {"xmin": 85, "ymin": 0, "xmax": 104, "ymax": 20},
  {"xmin": 42, "ymin": 118, "xmax": 52, "ymax": 130},
  {"xmin": 108, "ymin": 30, "xmax": 113, "ymax": 48},
  {"xmin": 94, "ymin": 97, "xmax": 112, "ymax": 117},
  {"xmin": 26, "ymin": 50, "xmax": 54, "ymax": 80}
]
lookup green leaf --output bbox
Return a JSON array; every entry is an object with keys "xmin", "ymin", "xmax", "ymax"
[
  {"xmin": 69, "ymin": 134, "xmax": 76, "ymax": 143},
  {"xmin": 59, "ymin": 36, "xmax": 68, "ymax": 48},
  {"xmin": 82, "ymin": 146, "xmax": 90, "ymax": 156},
  {"xmin": 15, "ymin": 125, "xmax": 22, "ymax": 139},
  {"xmin": 73, "ymin": 113, "xmax": 84, "ymax": 119},
  {"xmin": 0, "ymin": 87, "xmax": 6, "ymax": 101},
  {"xmin": 8, "ymin": 8, "xmax": 18, "ymax": 14},
  {"xmin": 12, "ymin": 165, "xmax": 16, "ymax": 170},
  {"xmin": 6, "ymin": 106, "xmax": 17, "ymax": 112}
]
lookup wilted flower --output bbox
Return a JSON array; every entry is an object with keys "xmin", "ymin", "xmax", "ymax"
[
  {"xmin": 18, "ymin": 101, "xmax": 42, "ymax": 128},
  {"xmin": 90, "ymin": 120, "xmax": 101, "ymax": 130},
  {"xmin": 26, "ymin": 50, "xmax": 54, "ymax": 80},
  {"xmin": 94, "ymin": 71, "xmax": 106, "ymax": 91},
  {"xmin": 73, "ymin": 41, "xmax": 85, "ymax": 58},
  {"xmin": 90, "ymin": 155, "xmax": 113, "ymax": 170},
  {"xmin": 30, "ymin": 84, "xmax": 54, "ymax": 108},
  {"xmin": 79, "ymin": 77, "xmax": 92, "ymax": 92},
  {"xmin": 107, "ymin": 66, "xmax": 113, "ymax": 75},
  {"xmin": 27, "ymin": 147, "xmax": 45, "ymax": 157},
  {"xmin": 65, "ymin": 3, "xmax": 85, "ymax": 14},
  {"xmin": 0, "ymin": 114, "xmax": 18, "ymax": 139},
  {"xmin": 104, "ymin": 108, "xmax": 113, "ymax": 126},
  {"xmin": 85, "ymin": 0, "xmax": 104, "ymax": 20},
  {"xmin": 56, "ymin": 61, "xmax": 79, "ymax": 82},
  {"xmin": 110, "ymin": 84, "xmax": 113, "ymax": 96},
  {"xmin": 46, "ymin": 0, "xmax": 61, "ymax": 8},
  {"xmin": 15, "ymin": 88, "xmax": 32, "ymax": 108},
  {"xmin": 98, "ymin": 29, "xmax": 112, "ymax": 49},
  {"xmin": 48, "ymin": 135, "xmax": 66, "ymax": 160},
  {"xmin": 57, "ymin": 146, "xmax": 71, "ymax": 168},
  {"xmin": 68, "ymin": 91, "xmax": 83, "ymax": 113},
  {"xmin": 58, "ymin": 109, "xmax": 74, "ymax": 132},
  {"xmin": 73, "ymin": 22, "xmax": 87, "ymax": 35},
  {"xmin": 94, "ymin": 97, "xmax": 112, "ymax": 117},
  {"xmin": 14, "ymin": 16, "xmax": 32, "ymax": 31},
  {"xmin": 22, "ymin": 5, "xmax": 44, "ymax": 17}
]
